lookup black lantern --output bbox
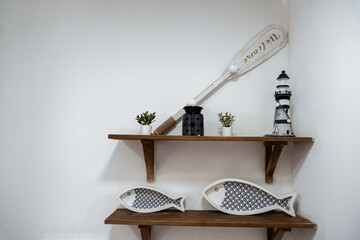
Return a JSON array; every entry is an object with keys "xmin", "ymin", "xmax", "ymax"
[{"xmin": 182, "ymin": 106, "xmax": 204, "ymax": 136}]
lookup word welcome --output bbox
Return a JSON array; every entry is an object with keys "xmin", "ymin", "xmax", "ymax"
[{"xmin": 242, "ymin": 33, "xmax": 280, "ymax": 63}]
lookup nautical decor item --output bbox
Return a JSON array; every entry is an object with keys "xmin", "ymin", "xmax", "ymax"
[
  {"xmin": 218, "ymin": 112, "xmax": 236, "ymax": 136},
  {"xmin": 182, "ymin": 100, "xmax": 204, "ymax": 136},
  {"xmin": 154, "ymin": 24, "xmax": 288, "ymax": 135},
  {"xmin": 135, "ymin": 111, "xmax": 156, "ymax": 135},
  {"xmin": 271, "ymin": 71, "xmax": 295, "ymax": 137},
  {"xmin": 203, "ymin": 178, "xmax": 297, "ymax": 217},
  {"xmin": 118, "ymin": 186, "xmax": 185, "ymax": 213}
]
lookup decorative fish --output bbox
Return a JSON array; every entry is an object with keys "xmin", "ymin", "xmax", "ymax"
[
  {"xmin": 203, "ymin": 178, "xmax": 297, "ymax": 217},
  {"xmin": 118, "ymin": 186, "xmax": 185, "ymax": 213}
]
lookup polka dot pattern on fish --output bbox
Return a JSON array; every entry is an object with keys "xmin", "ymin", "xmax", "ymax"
[
  {"xmin": 220, "ymin": 181, "xmax": 291, "ymax": 212},
  {"xmin": 131, "ymin": 188, "xmax": 180, "ymax": 210}
]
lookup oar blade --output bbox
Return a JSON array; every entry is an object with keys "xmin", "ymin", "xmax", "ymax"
[{"xmin": 228, "ymin": 24, "xmax": 288, "ymax": 79}]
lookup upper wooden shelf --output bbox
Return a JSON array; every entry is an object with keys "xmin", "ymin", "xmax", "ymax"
[
  {"xmin": 109, "ymin": 134, "xmax": 314, "ymax": 183},
  {"xmin": 105, "ymin": 209, "xmax": 317, "ymax": 240},
  {"xmin": 108, "ymin": 134, "xmax": 314, "ymax": 142}
]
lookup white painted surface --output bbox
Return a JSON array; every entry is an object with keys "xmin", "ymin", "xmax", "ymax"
[
  {"xmin": 0, "ymin": 0, "xmax": 291, "ymax": 240},
  {"xmin": 289, "ymin": 0, "xmax": 360, "ymax": 239}
]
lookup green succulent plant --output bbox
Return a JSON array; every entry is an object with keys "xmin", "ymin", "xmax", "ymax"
[
  {"xmin": 218, "ymin": 112, "xmax": 236, "ymax": 127},
  {"xmin": 136, "ymin": 111, "xmax": 156, "ymax": 125}
]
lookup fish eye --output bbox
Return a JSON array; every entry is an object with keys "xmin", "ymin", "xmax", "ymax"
[
  {"xmin": 127, "ymin": 192, "xmax": 131, "ymax": 196},
  {"xmin": 214, "ymin": 187, "xmax": 219, "ymax": 192}
]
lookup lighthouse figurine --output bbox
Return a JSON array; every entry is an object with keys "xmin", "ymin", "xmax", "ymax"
[{"xmin": 271, "ymin": 70, "xmax": 295, "ymax": 137}]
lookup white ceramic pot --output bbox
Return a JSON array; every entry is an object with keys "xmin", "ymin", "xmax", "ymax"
[
  {"xmin": 140, "ymin": 125, "xmax": 152, "ymax": 135},
  {"xmin": 221, "ymin": 126, "xmax": 233, "ymax": 136}
]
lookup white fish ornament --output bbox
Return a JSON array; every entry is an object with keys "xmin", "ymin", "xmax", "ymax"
[
  {"xmin": 203, "ymin": 178, "xmax": 297, "ymax": 217},
  {"xmin": 118, "ymin": 186, "xmax": 185, "ymax": 213}
]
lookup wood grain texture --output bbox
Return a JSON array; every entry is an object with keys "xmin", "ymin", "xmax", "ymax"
[
  {"xmin": 153, "ymin": 117, "xmax": 176, "ymax": 135},
  {"xmin": 270, "ymin": 228, "xmax": 291, "ymax": 240},
  {"xmin": 138, "ymin": 225, "xmax": 151, "ymax": 240},
  {"xmin": 141, "ymin": 140, "xmax": 154, "ymax": 183},
  {"xmin": 108, "ymin": 134, "xmax": 314, "ymax": 142},
  {"xmin": 267, "ymin": 228, "xmax": 275, "ymax": 240},
  {"xmin": 105, "ymin": 209, "xmax": 317, "ymax": 229},
  {"xmin": 264, "ymin": 142, "xmax": 287, "ymax": 183},
  {"xmin": 265, "ymin": 143, "xmax": 274, "ymax": 183}
]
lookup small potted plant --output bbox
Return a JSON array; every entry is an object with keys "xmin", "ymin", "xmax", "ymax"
[
  {"xmin": 136, "ymin": 111, "xmax": 156, "ymax": 135},
  {"xmin": 218, "ymin": 112, "xmax": 236, "ymax": 136}
]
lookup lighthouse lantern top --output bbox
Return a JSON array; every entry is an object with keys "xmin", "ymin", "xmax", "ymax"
[
  {"xmin": 277, "ymin": 70, "xmax": 290, "ymax": 80},
  {"xmin": 277, "ymin": 70, "xmax": 290, "ymax": 85}
]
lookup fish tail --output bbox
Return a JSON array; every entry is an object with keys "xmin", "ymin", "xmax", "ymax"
[
  {"xmin": 172, "ymin": 196, "xmax": 186, "ymax": 212},
  {"xmin": 277, "ymin": 193, "xmax": 297, "ymax": 217}
]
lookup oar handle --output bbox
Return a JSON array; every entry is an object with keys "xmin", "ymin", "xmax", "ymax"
[
  {"xmin": 154, "ymin": 73, "xmax": 231, "ymax": 135},
  {"xmin": 153, "ymin": 116, "xmax": 177, "ymax": 135}
]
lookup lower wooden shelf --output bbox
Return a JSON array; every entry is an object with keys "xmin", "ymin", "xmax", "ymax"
[{"xmin": 105, "ymin": 209, "xmax": 317, "ymax": 240}]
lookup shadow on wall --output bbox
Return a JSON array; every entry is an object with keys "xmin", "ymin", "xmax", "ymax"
[
  {"xmin": 0, "ymin": 227, "xmax": 7, "ymax": 240},
  {"xmin": 108, "ymin": 225, "xmax": 138, "ymax": 240},
  {"xmin": 201, "ymin": 196, "xmax": 214, "ymax": 209},
  {"xmin": 291, "ymin": 141, "xmax": 313, "ymax": 214},
  {"xmin": 154, "ymin": 226, "xmax": 264, "ymax": 240},
  {"xmin": 108, "ymin": 225, "xmax": 265, "ymax": 240},
  {"xmin": 292, "ymin": 228, "xmax": 316, "ymax": 240},
  {"xmin": 153, "ymin": 141, "xmax": 268, "ymax": 181},
  {"xmin": 291, "ymin": 142, "xmax": 317, "ymax": 240},
  {"xmin": 292, "ymin": 142, "xmax": 314, "ymax": 182},
  {"xmin": 101, "ymin": 141, "xmax": 145, "ymax": 182},
  {"xmin": 101, "ymin": 139, "xmax": 293, "ymax": 183}
]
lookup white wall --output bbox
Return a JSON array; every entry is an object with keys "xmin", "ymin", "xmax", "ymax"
[
  {"xmin": 0, "ymin": 0, "xmax": 296, "ymax": 239},
  {"xmin": 289, "ymin": 0, "xmax": 360, "ymax": 239}
]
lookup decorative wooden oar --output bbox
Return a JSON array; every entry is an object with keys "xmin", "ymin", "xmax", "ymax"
[{"xmin": 154, "ymin": 24, "xmax": 288, "ymax": 135}]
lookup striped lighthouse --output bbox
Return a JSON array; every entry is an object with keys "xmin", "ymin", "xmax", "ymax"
[{"xmin": 271, "ymin": 71, "xmax": 295, "ymax": 137}]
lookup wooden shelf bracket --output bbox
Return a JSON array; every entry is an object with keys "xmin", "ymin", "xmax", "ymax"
[
  {"xmin": 267, "ymin": 228, "xmax": 291, "ymax": 240},
  {"xmin": 141, "ymin": 140, "xmax": 154, "ymax": 183},
  {"xmin": 138, "ymin": 225, "xmax": 151, "ymax": 240},
  {"xmin": 264, "ymin": 142, "xmax": 287, "ymax": 183}
]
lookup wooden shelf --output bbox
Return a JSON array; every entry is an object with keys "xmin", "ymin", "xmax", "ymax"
[
  {"xmin": 108, "ymin": 134, "xmax": 314, "ymax": 183},
  {"xmin": 105, "ymin": 209, "xmax": 317, "ymax": 240},
  {"xmin": 108, "ymin": 134, "xmax": 314, "ymax": 142}
]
